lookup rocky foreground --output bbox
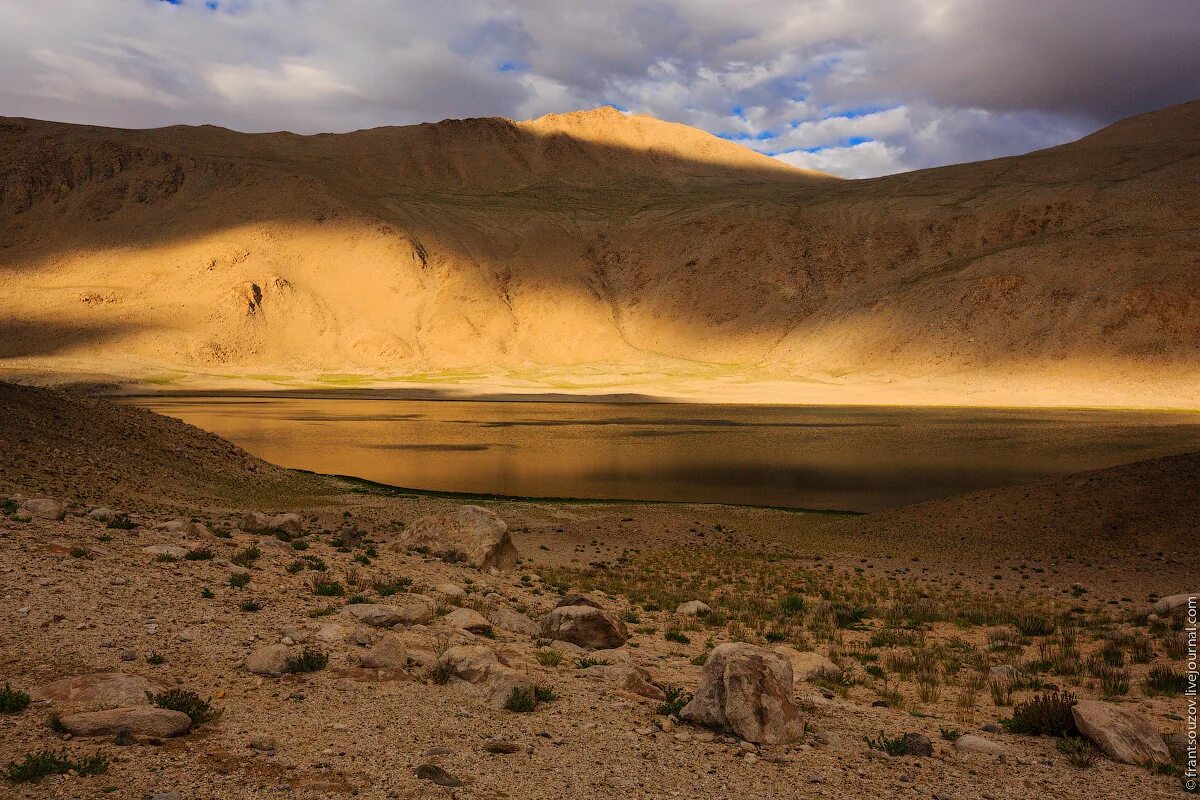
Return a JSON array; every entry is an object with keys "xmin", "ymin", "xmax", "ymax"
[{"xmin": 0, "ymin": 491, "xmax": 1193, "ymax": 799}]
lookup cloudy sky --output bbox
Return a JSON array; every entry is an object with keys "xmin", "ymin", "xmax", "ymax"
[{"xmin": 2, "ymin": 1, "xmax": 1198, "ymax": 178}]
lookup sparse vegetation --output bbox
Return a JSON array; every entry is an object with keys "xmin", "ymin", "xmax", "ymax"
[
  {"xmin": 284, "ymin": 648, "xmax": 328, "ymax": 674},
  {"xmin": 1004, "ymin": 691, "xmax": 1078, "ymax": 737},
  {"xmin": 504, "ymin": 687, "xmax": 537, "ymax": 712},
  {"xmin": 1057, "ymin": 736, "xmax": 1099, "ymax": 769},
  {"xmin": 374, "ymin": 577, "xmax": 412, "ymax": 596},
  {"xmin": 0, "ymin": 683, "xmax": 31, "ymax": 715},
  {"xmin": 148, "ymin": 689, "xmax": 219, "ymax": 725},
  {"xmin": 576, "ymin": 657, "xmax": 612, "ymax": 669},
  {"xmin": 864, "ymin": 731, "xmax": 911, "ymax": 756},
  {"xmin": 1144, "ymin": 666, "xmax": 1187, "ymax": 696},
  {"xmin": 229, "ymin": 572, "xmax": 251, "ymax": 588},
  {"xmin": 536, "ymin": 649, "xmax": 563, "ymax": 667},
  {"xmin": 4, "ymin": 750, "xmax": 108, "ymax": 783},
  {"xmin": 312, "ymin": 578, "xmax": 345, "ymax": 597},
  {"xmin": 231, "ymin": 545, "xmax": 261, "ymax": 568},
  {"xmin": 664, "ymin": 628, "xmax": 690, "ymax": 644},
  {"xmin": 657, "ymin": 685, "xmax": 690, "ymax": 717}
]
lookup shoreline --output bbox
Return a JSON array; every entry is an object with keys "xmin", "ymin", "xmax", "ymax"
[{"xmin": 309, "ymin": 468, "xmax": 867, "ymax": 516}]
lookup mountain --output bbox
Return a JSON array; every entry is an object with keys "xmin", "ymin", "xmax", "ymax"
[{"xmin": 1, "ymin": 102, "xmax": 1197, "ymax": 405}]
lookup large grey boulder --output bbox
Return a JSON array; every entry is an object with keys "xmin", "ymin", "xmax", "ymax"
[
  {"xmin": 245, "ymin": 645, "xmax": 293, "ymax": 677},
  {"xmin": 142, "ymin": 545, "xmax": 189, "ymax": 559},
  {"xmin": 582, "ymin": 663, "xmax": 665, "ymax": 700},
  {"xmin": 341, "ymin": 597, "xmax": 437, "ymax": 627},
  {"xmin": 23, "ymin": 498, "xmax": 67, "ymax": 520},
  {"xmin": 1072, "ymin": 700, "xmax": 1171, "ymax": 765},
  {"xmin": 240, "ymin": 511, "xmax": 304, "ymax": 534},
  {"xmin": 395, "ymin": 506, "xmax": 517, "ymax": 570},
  {"xmin": 59, "ymin": 707, "xmax": 192, "ymax": 738},
  {"xmin": 680, "ymin": 642, "xmax": 806, "ymax": 744},
  {"xmin": 541, "ymin": 605, "xmax": 627, "ymax": 650},
  {"xmin": 488, "ymin": 607, "xmax": 539, "ymax": 636},
  {"xmin": 954, "ymin": 735, "xmax": 1006, "ymax": 756},
  {"xmin": 1153, "ymin": 593, "xmax": 1196, "ymax": 616},
  {"xmin": 676, "ymin": 600, "xmax": 712, "ymax": 616},
  {"xmin": 772, "ymin": 645, "xmax": 842, "ymax": 682},
  {"xmin": 359, "ymin": 633, "xmax": 408, "ymax": 669},
  {"xmin": 442, "ymin": 607, "xmax": 493, "ymax": 635},
  {"xmin": 31, "ymin": 672, "xmax": 162, "ymax": 709},
  {"xmin": 438, "ymin": 645, "xmax": 534, "ymax": 708}
]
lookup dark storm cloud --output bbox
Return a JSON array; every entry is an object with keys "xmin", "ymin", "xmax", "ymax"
[{"xmin": 0, "ymin": 1, "xmax": 1196, "ymax": 177}]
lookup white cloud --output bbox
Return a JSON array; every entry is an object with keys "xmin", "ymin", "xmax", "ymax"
[
  {"xmin": 0, "ymin": 0, "xmax": 1195, "ymax": 176},
  {"xmin": 775, "ymin": 140, "xmax": 907, "ymax": 179},
  {"xmin": 209, "ymin": 61, "xmax": 358, "ymax": 105}
]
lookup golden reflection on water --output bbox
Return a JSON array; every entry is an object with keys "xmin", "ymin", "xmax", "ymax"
[{"xmin": 122, "ymin": 396, "xmax": 1200, "ymax": 512}]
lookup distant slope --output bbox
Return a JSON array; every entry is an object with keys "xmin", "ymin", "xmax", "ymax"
[
  {"xmin": 830, "ymin": 448, "xmax": 1200, "ymax": 568},
  {"xmin": 0, "ymin": 381, "xmax": 322, "ymax": 507},
  {"xmin": 0, "ymin": 102, "xmax": 1198, "ymax": 406}
]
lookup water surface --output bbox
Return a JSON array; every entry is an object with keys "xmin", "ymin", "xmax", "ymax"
[{"xmin": 123, "ymin": 396, "xmax": 1200, "ymax": 512}]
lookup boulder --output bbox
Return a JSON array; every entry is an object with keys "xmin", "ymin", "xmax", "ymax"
[
  {"xmin": 434, "ymin": 583, "xmax": 466, "ymax": 598},
  {"xmin": 239, "ymin": 511, "xmax": 274, "ymax": 532},
  {"xmin": 901, "ymin": 733, "xmax": 933, "ymax": 757},
  {"xmin": 142, "ymin": 545, "xmax": 188, "ymax": 559},
  {"xmin": 245, "ymin": 644, "xmax": 292, "ymax": 677},
  {"xmin": 31, "ymin": 672, "xmax": 161, "ymax": 709},
  {"xmin": 271, "ymin": 513, "xmax": 304, "ymax": 534},
  {"xmin": 438, "ymin": 645, "xmax": 534, "ymax": 708},
  {"xmin": 155, "ymin": 519, "xmax": 207, "ymax": 537},
  {"xmin": 1164, "ymin": 732, "xmax": 1190, "ymax": 761},
  {"xmin": 239, "ymin": 511, "xmax": 302, "ymax": 534},
  {"xmin": 988, "ymin": 664, "xmax": 1019, "ymax": 680},
  {"xmin": 1072, "ymin": 700, "xmax": 1171, "ymax": 765},
  {"xmin": 310, "ymin": 622, "xmax": 348, "ymax": 643},
  {"xmin": 772, "ymin": 646, "xmax": 842, "ymax": 682},
  {"xmin": 1153, "ymin": 593, "xmax": 1196, "ymax": 616},
  {"xmin": 555, "ymin": 594, "xmax": 603, "ymax": 609},
  {"xmin": 679, "ymin": 642, "xmax": 805, "ymax": 745},
  {"xmin": 415, "ymin": 763, "xmax": 463, "ymax": 787},
  {"xmin": 582, "ymin": 663, "xmax": 665, "ymax": 700},
  {"xmin": 443, "ymin": 608, "xmax": 493, "ymax": 634},
  {"xmin": 59, "ymin": 707, "xmax": 191, "ymax": 738},
  {"xmin": 23, "ymin": 498, "xmax": 67, "ymax": 520},
  {"xmin": 541, "ymin": 605, "xmax": 627, "ymax": 650},
  {"xmin": 676, "ymin": 600, "xmax": 712, "ymax": 616},
  {"xmin": 341, "ymin": 597, "xmax": 436, "ymax": 627},
  {"xmin": 395, "ymin": 506, "xmax": 517, "ymax": 570},
  {"xmin": 589, "ymin": 648, "xmax": 633, "ymax": 664},
  {"xmin": 88, "ymin": 507, "xmax": 117, "ymax": 522},
  {"xmin": 439, "ymin": 645, "xmax": 501, "ymax": 684},
  {"xmin": 360, "ymin": 633, "xmax": 408, "ymax": 669},
  {"xmin": 488, "ymin": 608, "xmax": 538, "ymax": 636},
  {"xmin": 953, "ymin": 735, "xmax": 1005, "ymax": 756}
]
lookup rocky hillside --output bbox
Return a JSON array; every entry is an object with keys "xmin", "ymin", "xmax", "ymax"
[
  {"xmin": 1, "ymin": 102, "xmax": 1198, "ymax": 405},
  {"xmin": 0, "ymin": 381, "xmax": 322, "ymax": 507}
]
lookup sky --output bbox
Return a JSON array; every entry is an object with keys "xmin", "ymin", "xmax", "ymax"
[{"xmin": 1, "ymin": 1, "xmax": 1198, "ymax": 178}]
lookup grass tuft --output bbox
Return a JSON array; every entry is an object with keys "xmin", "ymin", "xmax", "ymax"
[
  {"xmin": 148, "ymin": 689, "xmax": 219, "ymax": 726},
  {"xmin": 5, "ymin": 750, "xmax": 108, "ymax": 783},
  {"xmin": 0, "ymin": 684, "xmax": 31, "ymax": 715},
  {"xmin": 284, "ymin": 648, "xmax": 328, "ymax": 674}
]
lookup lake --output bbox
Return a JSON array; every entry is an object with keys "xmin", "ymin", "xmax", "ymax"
[{"xmin": 121, "ymin": 395, "xmax": 1200, "ymax": 512}]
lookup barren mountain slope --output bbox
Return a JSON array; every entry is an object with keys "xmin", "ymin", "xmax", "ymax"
[
  {"xmin": 830, "ymin": 448, "xmax": 1200, "ymax": 570},
  {"xmin": 1, "ymin": 102, "xmax": 1197, "ymax": 405}
]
